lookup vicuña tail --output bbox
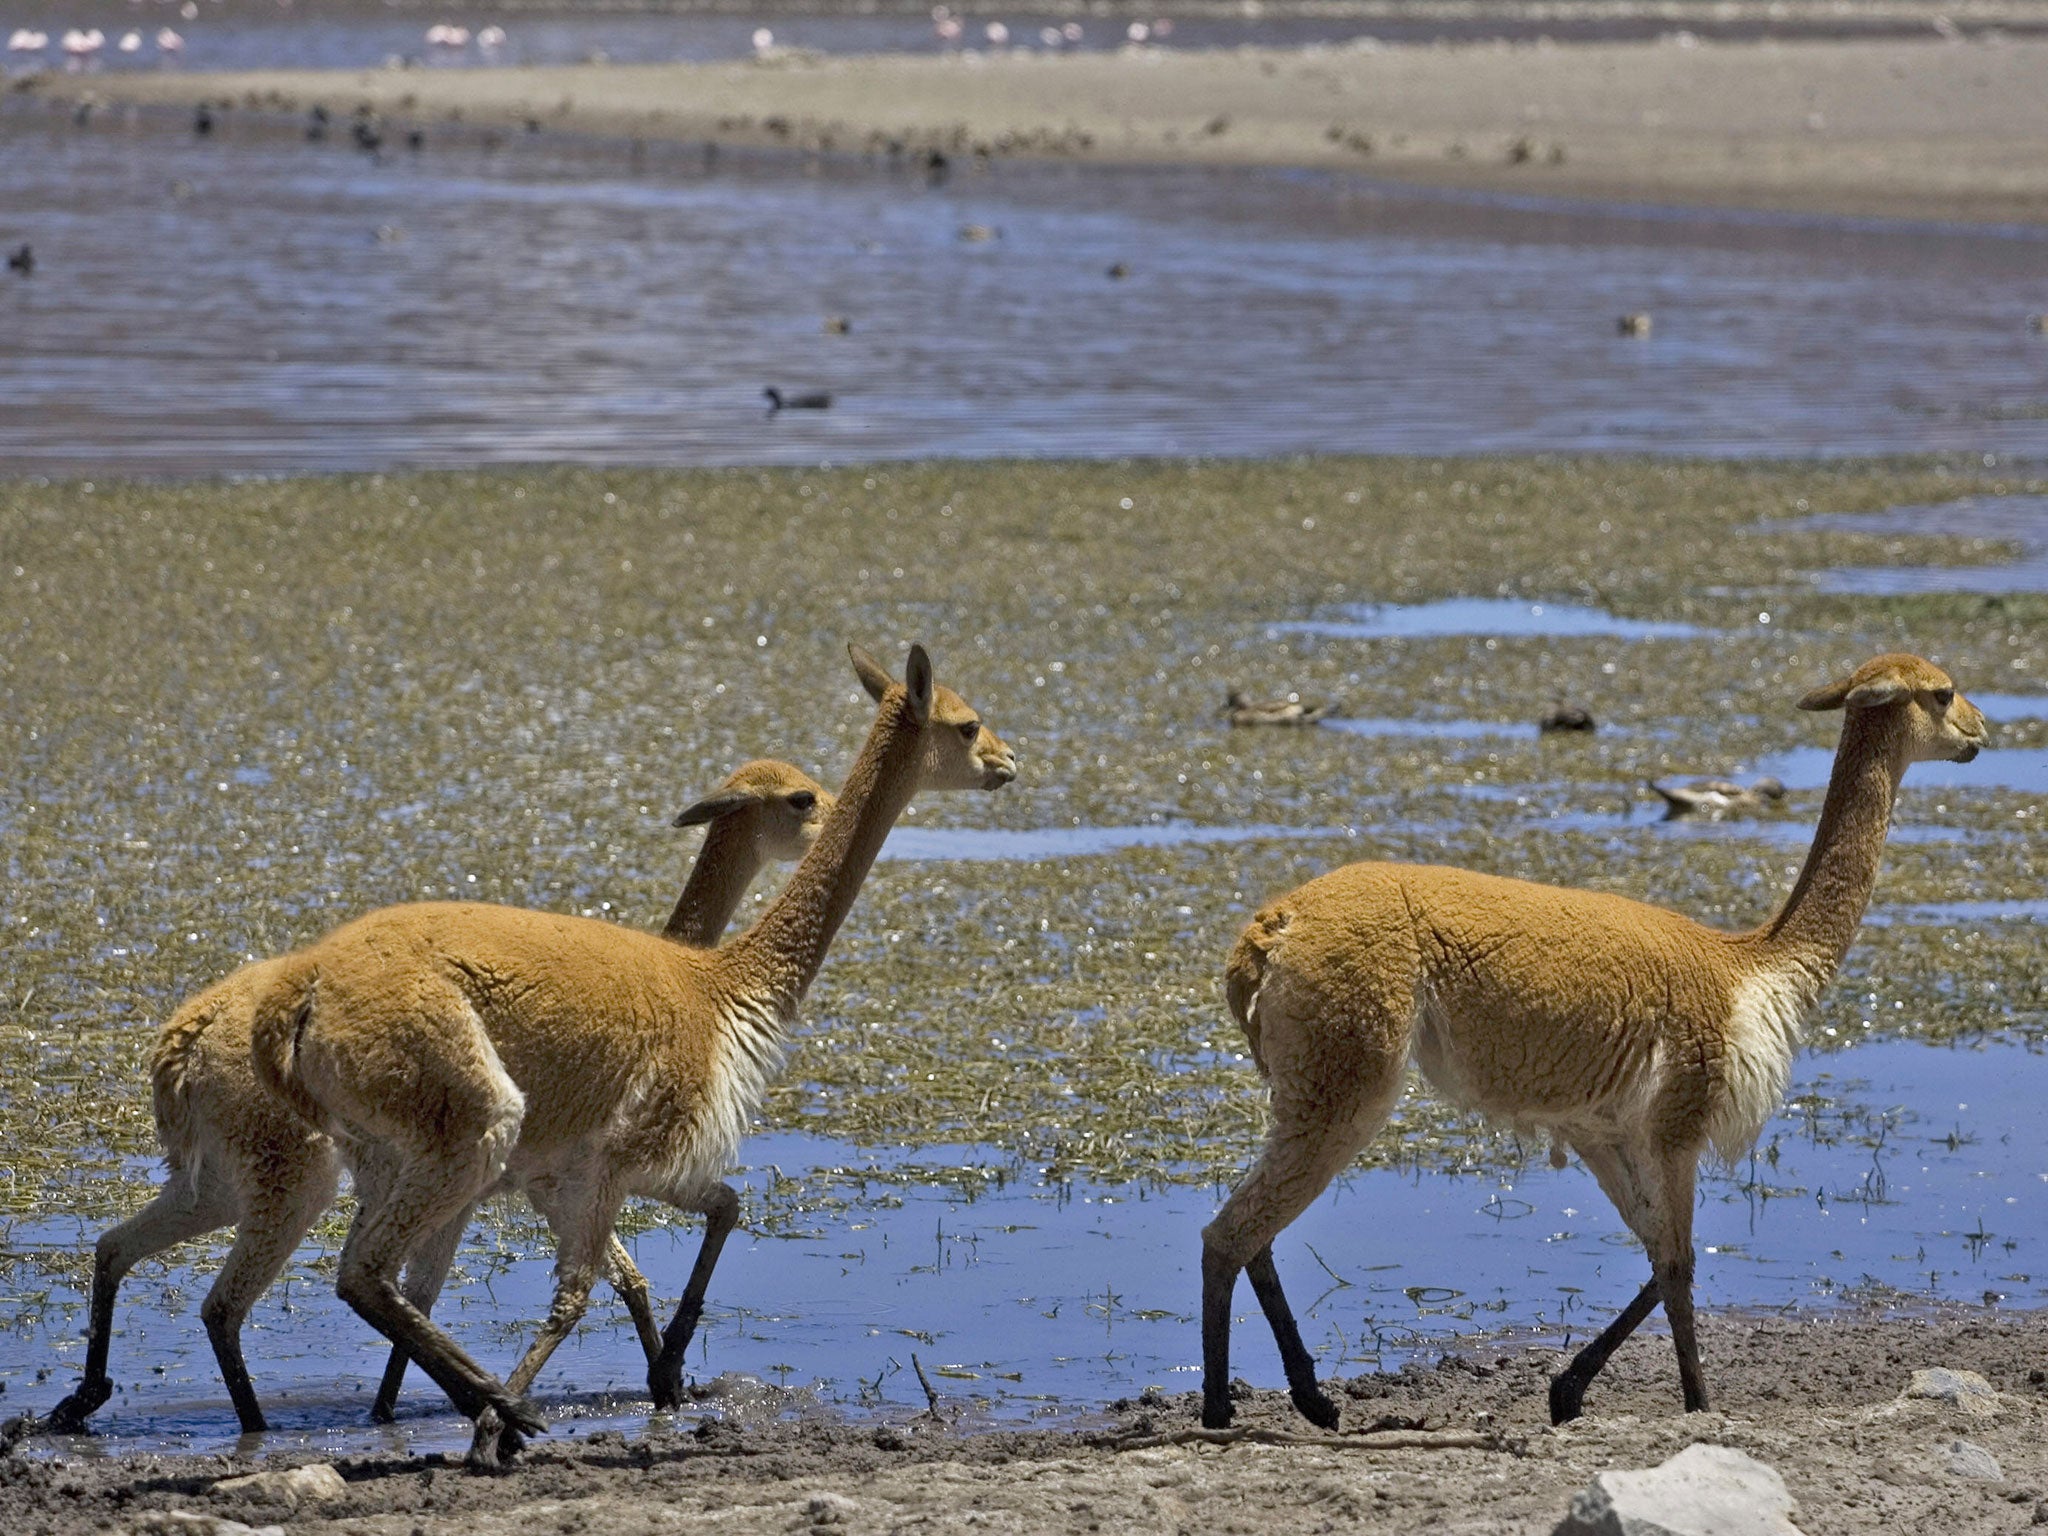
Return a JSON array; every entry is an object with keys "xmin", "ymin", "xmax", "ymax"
[{"xmin": 248, "ymin": 966, "xmax": 329, "ymax": 1133}]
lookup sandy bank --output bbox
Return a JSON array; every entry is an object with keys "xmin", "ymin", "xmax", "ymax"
[
  {"xmin": 5, "ymin": 1311, "xmax": 2046, "ymax": 1535},
  {"xmin": 33, "ymin": 35, "xmax": 2048, "ymax": 223}
]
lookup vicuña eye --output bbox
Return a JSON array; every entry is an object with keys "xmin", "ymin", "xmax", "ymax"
[
  {"xmin": 1932, "ymin": 688, "xmax": 1954, "ymax": 709},
  {"xmin": 958, "ymin": 722, "xmax": 980, "ymax": 740},
  {"xmin": 788, "ymin": 791, "xmax": 816, "ymax": 812}
]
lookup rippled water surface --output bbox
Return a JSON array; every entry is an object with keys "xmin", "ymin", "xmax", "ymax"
[
  {"xmin": 5, "ymin": 104, "xmax": 2048, "ymax": 471},
  {"xmin": 8, "ymin": 1037, "xmax": 2043, "ymax": 1456}
]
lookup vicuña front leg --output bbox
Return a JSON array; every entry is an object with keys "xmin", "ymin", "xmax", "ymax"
[
  {"xmin": 1549, "ymin": 1279, "xmax": 1660, "ymax": 1425},
  {"xmin": 649, "ymin": 1181, "xmax": 741, "ymax": 1409}
]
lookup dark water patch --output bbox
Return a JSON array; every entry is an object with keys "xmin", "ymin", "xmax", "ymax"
[
  {"xmin": 1273, "ymin": 599, "xmax": 1713, "ymax": 641},
  {"xmin": 9, "ymin": 109, "xmax": 2048, "ymax": 472}
]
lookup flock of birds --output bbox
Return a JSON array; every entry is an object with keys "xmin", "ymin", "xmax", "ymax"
[
  {"xmin": 7, "ymin": 10, "xmax": 1183, "ymax": 66},
  {"xmin": 1223, "ymin": 685, "xmax": 1789, "ymax": 819},
  {"xmin": 6, "ymin": 25, "xmax": 183, "ymax": 58}
]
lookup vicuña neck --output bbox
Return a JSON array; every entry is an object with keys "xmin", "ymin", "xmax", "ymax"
[
  {"xmin": 723, "ymin": 693, "xmax": 924, "ymax": 1012},
  {"xmin": 661, "ymin": 820, "xmax": 774, "ymax": 947},
  {"xmin": 1750, "ymin": 708, "xmax": 1907, "ymax": 986}
]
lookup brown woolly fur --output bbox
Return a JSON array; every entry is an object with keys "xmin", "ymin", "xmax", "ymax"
[
  {"xmin": 35, "ymin": 760, "xmax": 834, "ymax": 1438},
  {"xmin": 1201, "ymin": 654, "xmax": 1987, "ymax": 1436},
  {"xmin": 249, "ymin": 644, "xmax": 1015, "ymax": 1466}
]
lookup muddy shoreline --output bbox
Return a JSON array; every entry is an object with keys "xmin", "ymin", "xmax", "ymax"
[
  {"xmin": 6, "ymin": 1310, "xmax": 2048, "ymax": 1534},
  {"xmin": 27, "ymin": 34, "xmax": 2048, "ymax": 224}
]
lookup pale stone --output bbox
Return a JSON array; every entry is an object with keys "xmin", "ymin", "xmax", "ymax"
[
  {"xmin": 1906, "ymin": 1368, "xmax": 1998, "ymax": 1415},
  {"xmin": 1553, "ymin": 1442, "xmax": 1805, "ymax": 1536},
  {"xmin": 211, "ymin": 1462, "xmax": 347, "ymax": 1510},
  {"xmin": 1942, "ymin": 1439, "xmax": 2004, "ymax": 1481}
]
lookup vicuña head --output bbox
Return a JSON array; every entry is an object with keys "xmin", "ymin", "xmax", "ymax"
[
  {"xmin": 249, "ymin": 642, "xmax": 1015, "ymax": 1466},
  {"xmin": 1201, "ymin": 652, "xmax": 1983, "ymax": 1435},
  {"xmin": 849, "ymin": 642, "xmax": 1017, "ymax": 790}
]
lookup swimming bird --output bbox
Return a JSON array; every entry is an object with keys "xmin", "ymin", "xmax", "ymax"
[
  {"xmin": 1646, "ymin": 775, "xmax": 1786, "ymax": 820},
  {"xmin": 1223, "ymin": 689, "xmax": 1327, "ymax": 727},
  {"xmin": 7, "ymin": 244, "xmax": 32, "ymax": 276},
  {"xmin": 1618, "ymin": 313, "xmax": 1652, "ymax": 337},
  {"xmin": 1539, "ymin": 703, "xmax": 1597, "ymax": 734},
  {"xmin": 192, "ymin": 103, "xmax": 213, "ymax": 136},
  {"xmin": 764, "ymin": 387, "xmax": 832, "ymax": 413}
]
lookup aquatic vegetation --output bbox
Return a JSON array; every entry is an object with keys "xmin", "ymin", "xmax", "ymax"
[{"xmin": 1, "ymin": 455, "xmax": 2044, "ymax": 1242}]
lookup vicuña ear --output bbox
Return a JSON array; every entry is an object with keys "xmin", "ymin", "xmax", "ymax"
[
  {"xmin": 1799, "ymin": 674, "xmax": 1909, "ymax": 712},
  {"xmin": 1796, "ymin": 678, "xmax": 1850, "ymax": 712},
  {"xmin": 904, "ymin": 643, "xmax": 934, "ymax": 723},
  {"xmin": 848, "ymin": 643, "xmax": 894, "ymax": 702},
  {"xmin": 672, "ymin": 790, "xmax": 755, "ymax": 828},
  {"xmin": 1843, "ymin": 678, "xmax": 1909, "ymax": 710}
]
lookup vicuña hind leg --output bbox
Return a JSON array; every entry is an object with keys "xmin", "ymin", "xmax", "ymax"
[
  {"xmin": 335, "ymin": 1150, "xmax": 545, "ymax": 1443},
  {"xmin": 1201, "ymin": 1051, "xmax": 1404, "ymax": 1432},
  {"xmin": 372, "ymin": 1198, "xmax": 659, "ymax": 1426},
  {"xmin": 43, "ymin": 1169, "xmax": 238, "ymax": 1432},
  {"xmin": 200, "ymin": 1152, "xmax": 340, "ymax": 1432},
  {"xmin": 371, "ymin": 1199, "xmax": 479, "ymax": 1424}
]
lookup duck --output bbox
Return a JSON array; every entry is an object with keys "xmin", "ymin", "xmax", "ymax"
[
  {"xmin": 764, "ymin": 387, "xmax": 832, "ymax": 413},
  {"xmin": 1645, "ymin": 775, "xmax": 1786, "ymax": 820},
  {"xmin": 1538, "ymin": 703, "xmax": 1597, "ymax": 734},
  {"xmin": 1223, "ymin": 689, "xmax": 1327, "ymax": 727},
  {"xmin": 1617, "ymin": 313, "xmax": 1652, "ymax": 337},
  {"xmin": 7, "ymin": 243, "xmax": 32, "ymax": 276}
]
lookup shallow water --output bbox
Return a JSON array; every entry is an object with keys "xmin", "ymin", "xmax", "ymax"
[
  {"xmin": 7, "ymin": 1036, "xmax": 2042, "ymax": 1455},
  {"xmin": 1751, "ymin": 743, "xmax": 2048, "ymax": 796},
  {"xmin": 1274, "ymin": 598, "xmax": 1713, "ymax": 641},
  {"xmin": 1800, "ymin": 496, "xmax": 2048, "ymax": 595},
  {"xmin": 8, "ymin": 106, "xmax": 2048, "ymax": 471},
  {"xmin": 878, "ymin": 821, "xmax": 1330, "ymax": 861}
]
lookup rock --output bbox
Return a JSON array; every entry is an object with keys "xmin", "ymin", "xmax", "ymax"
[
  {"xmin": 211, "ymin": 1463, "xmax": 346, "ymax": 1510},
  {"xmin": 808, "ymin": 1491, "xmax": 858, "ymax": 1525},
  {"xmin": 1553, "ymin": 1443, "xmax": 1804, "ymax": 1536},
  {"xmin": 1943, "ymin": 1439, "xmax": 2005, "ymax": 1481},
  {"xmin": 1907, "ymin": 1368, "xmax": 1998, "ymax": 1414},
  {"xmin": 130, "ymin": 1512, "xmax": 285, "ymax": 1536}
]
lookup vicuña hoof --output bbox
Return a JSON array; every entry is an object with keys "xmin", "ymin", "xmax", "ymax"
[
  {"xmin": 648, "ymin": 1363, "xmax": 684, "ymax": 1412},
  {"xmin": 1199, "ymin": 1398, "xmax": 1235, "ymax": 1431},
  {"xmin": 42, "ymin": 1379, "xmax": 112, "ymax": 1434},
  {"xmin": 464, "ymin": 1405, "xmax": 531, "ymax": 1470},
  {"xmin": 1293, "ymin": 1388, "xmax": 1340, "ymax": 1432},
  {"xmin": 1548, "ymin": 1375, "xmax": 1584, "ymax": 1426}
]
